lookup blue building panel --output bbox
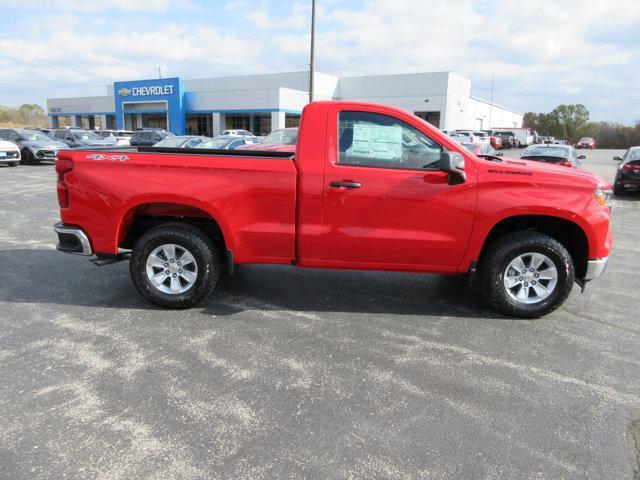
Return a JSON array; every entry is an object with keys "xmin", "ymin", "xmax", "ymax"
[{"xmin": 114, "ymin": 77, "xmax": 185, "ymax": 134}]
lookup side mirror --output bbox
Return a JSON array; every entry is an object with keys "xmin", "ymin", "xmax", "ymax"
[
  {"xmin": 497, "ymin": 152, "xmax": 504, "ymax": 157},
  {"xmin": 613, "ymin": 156, "xmax": 621, "ymax": 161},
  {"xmin": 438, "ymin": 151, "xmax": 466, "ymax": 185},
  {"xmin": 578, "ymin": 155, "xmax": 586, "ymax": 160}
]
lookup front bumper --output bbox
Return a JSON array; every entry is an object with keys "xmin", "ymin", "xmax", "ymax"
[
  {"xmin": 584, "ymin": 257, "xmax": 609, "ymax": 281},
  {"xmin": 54, "ymin": 223, "xmax": 93, "ymax": 255}
]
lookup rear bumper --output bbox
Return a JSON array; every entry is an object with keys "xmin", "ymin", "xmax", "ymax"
[
  {"xmin": 584, "ymin": 257, "xmax": 609, "ymax": 281},
  {"xmin": 53, "ymin": 222, "xmax": 93, "ymax": 256}
]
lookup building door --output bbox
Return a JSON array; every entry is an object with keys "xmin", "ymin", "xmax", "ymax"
[
  {"xmin": 146, "ymin": 114, "xmax": 167, "ymax": 130},
  {"xmin": 414, "ymin": 111, "xmax": 441, "ymax": 128}
]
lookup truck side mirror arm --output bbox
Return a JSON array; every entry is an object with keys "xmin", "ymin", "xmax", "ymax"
[{"xmin": 438, "ymin": 151, "xmax": 466, "ymax": 185}]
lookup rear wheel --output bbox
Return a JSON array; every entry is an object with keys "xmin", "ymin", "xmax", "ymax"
[
  {"xmin": 129, "ymin": 223, "xmax": 221, "ymax": 309},
  {"xmin": 480, "ymin": 232, "xmax": 574, "ymax": 318},
  {"xmin": 613, "ymin": 182, "xmax": 626, "ymax": 196}
]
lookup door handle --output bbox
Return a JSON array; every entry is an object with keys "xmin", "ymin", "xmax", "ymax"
[{"xmin": 329, "ymin": 181, "xmax": 362, "ymax": 189}]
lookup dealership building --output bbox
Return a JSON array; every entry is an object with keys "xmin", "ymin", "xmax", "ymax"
[{"xmin": 46, "ymin": 71, "xmax": 523, "ymax": 136}]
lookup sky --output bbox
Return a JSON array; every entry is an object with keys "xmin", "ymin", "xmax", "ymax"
[{"xmin": 0, "ymin": 0, "xmax": 639, "ymax": 123}]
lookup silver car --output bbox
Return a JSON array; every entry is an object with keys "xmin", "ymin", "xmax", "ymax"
[
  {"xmin": 0, "ymin": 128, "xmax": 67, "ymax": 165},
  {"xmin": 51, "ymin": 129, "xmax": 113, "ymax": 149}
]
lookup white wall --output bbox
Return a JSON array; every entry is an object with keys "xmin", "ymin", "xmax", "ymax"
[{"xmin": 468, "ymin": 97, "xmax": 523, "ymax": 130}]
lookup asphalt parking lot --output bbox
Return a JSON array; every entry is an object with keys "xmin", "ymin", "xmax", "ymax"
[{"xmin": 1, "ymin": 149, "xmax": 639, "ymax": 480}]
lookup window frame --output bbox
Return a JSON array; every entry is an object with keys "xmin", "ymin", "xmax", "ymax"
[{"xmin": 335, "ymin": 110, "xmax": 445, "ymax": 172}]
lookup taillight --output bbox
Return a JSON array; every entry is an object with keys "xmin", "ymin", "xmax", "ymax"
[
  {"xmin": 55, "ymin": 158, "xmax": 74, "ymax": 208},
  {"xmin": 622, "ymin": 163, "xmax": 640, "ymax": 171}
]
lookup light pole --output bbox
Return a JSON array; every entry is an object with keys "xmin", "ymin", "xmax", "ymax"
[{"xmin": 309, "ymin": 0, "xmax": 316, "ymax": 103}]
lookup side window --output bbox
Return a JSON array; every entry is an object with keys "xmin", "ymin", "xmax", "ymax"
[{"xmin": 338, "ymin": 111, "xmax": 442, "ymax": 170}]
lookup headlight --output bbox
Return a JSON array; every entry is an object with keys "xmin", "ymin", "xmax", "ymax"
[{"xmin": 594, "ymin": 188, "xmax": 612, "ymax": 207}]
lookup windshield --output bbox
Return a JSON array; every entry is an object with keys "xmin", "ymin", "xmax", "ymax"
[
  {"xmin": 521, "ymin": 146, "xmax": 570, "ymax": 159},
  {"xmin": 73, "ymin": 131, "xmax": 101, "ymax": 140},
  {"xmin": 579, "ymin": 138, "xmax": 593, "ymax": 142},
  {"xmin": 154, "ymin": 137, "xmax": 192, "ymax": 147},
  {"xmin": 461, "ymin": 144, "xmax": 477, "ymax": 152},
  {"xmin": 262, "ymin": 129, "xmax": 298, "ymax": 145},
  {"xmin": 628, "ymin": 149, "xmax": 640, "ymax": 160},
  {"xmin": 18, "ymin": 130, "xmax": 54, "ymax": 142},
  {"xmin": 196, "ymin": 138, "xmax": 233, "ymax": 149}
]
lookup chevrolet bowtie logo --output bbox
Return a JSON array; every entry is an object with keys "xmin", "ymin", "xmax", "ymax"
[{"xmin": 118, "ymin": 88, "xmax": 131, "ymax": 96}]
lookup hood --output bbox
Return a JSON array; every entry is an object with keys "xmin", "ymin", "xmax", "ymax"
[
  {"xmin": 496, "ymin": 156, "xmax": 609, "ymax": 188},
  {"xmin": 22, "ymin": 140, "xmax": 67, "ymax": 149},
  {"xmin": 0, "ymin": 140, "xmax": 19, "ymax": 150}
]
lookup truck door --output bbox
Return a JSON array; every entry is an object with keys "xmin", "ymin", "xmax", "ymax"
[{"xmin": 321, "ymin": 106, "xmax": 477, "ymax": 270}]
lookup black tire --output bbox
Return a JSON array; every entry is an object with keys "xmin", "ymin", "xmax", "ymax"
[
  {"xmin": 480, "ymin": 232, "xmax": 574, "ymax": 318},
  {"xmin": 613, "ymin": 182, "xmax": 625, "ymax": 196},
  {"xmin": 7, "ymin": 162, "xmax": 18, "ymax": 167},
  {"xmin": 21, "ymin": 149, "xmax": 39, "ymax": 165},
  {"xmin": 129, "ymin": 223, "xmax": 221, "ymax": 309}
]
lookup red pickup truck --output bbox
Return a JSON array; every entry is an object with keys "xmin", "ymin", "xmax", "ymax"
[{"xmin": 53, "ymin": 101, "xmax": 612, "ymax": 318}]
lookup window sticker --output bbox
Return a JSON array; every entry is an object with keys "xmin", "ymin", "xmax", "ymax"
[{"xmin": 350, "ymin": 123, "xmax": 402, "ymax": 160}]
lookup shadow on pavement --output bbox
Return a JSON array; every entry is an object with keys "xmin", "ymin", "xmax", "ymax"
[{"xmin": 0, "ymin": 248, "xmax": 501, "ymax": 320}]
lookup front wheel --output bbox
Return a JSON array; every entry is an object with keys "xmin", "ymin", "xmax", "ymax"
[
  {"xmin": 21, "ymin": 149, "xmax": 37, "ymax": 165},
  {"xmin": 129, "ymin": 223, "xmax": 221, "ymax": 309},
  {"xmin": 480, "ymin": 232, "xmax": 574, "ymax": 318},
  {"xmin": 7, "ymin": 162, "xmax": 18, "ymax": 167}
]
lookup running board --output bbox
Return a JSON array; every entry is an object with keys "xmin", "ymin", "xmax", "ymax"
[{"xmin": 91, "ymin": 253, "xmax": 130, "ymax": 266}]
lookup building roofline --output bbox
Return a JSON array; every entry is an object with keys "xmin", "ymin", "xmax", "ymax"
[{"xmin": 469, "ymin": 95, "xmax": 523, "ymax": 115}]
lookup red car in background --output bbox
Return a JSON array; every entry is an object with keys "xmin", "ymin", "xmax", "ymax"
[
  {"xmin": 576, "ymin": 137, "xmax": 596, "ymax": 149},
  {"xmin": 490, "ymin": 135, "xmax": 502, "ymax": 150},
  {"xmin": 236, "ymin": 128, "xmax": 298, "ymax": 153}
]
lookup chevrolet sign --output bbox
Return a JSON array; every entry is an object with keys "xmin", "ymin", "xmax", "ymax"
[{"xmin": 118, "ymin": 85, "xmax": 175, "ymax": 97}]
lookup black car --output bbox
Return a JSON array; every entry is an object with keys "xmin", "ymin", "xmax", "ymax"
[
  {"xmin": 520, "ymin": 144, "xmax": 585, "ymax": 169},
  {"xmin": 613, "ymin": 147, "xmax": 640, "ymax": 195},
  {"xmin": 129, "ymin": 130, "xmax": 174, "ymax": 147}
]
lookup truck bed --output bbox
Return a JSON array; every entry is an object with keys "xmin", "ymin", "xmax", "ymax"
[{"xmin": 59, "ymin": 147, "xmax": 298, "ymax": 263}]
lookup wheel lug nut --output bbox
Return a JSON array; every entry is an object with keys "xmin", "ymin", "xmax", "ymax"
[
  {"xmin": 519, "ymin": 277, "xmax": 523, "ymax": 281},
  {"xmin": 522, "ymin": 270, "xmax": 526, "ymax": 274},
  {"xmin": 532, "ymin": 281, "xmax": 537, "ymax": 285},
  {"xmin": 170, "ymin": 259, "xmax": 174, "ymax": 263},
  {"xmin": 172, "ymin": 273, "xmax": 177, "ymax": 278},
  {"xmin": 534, "ymin": 273, "xmax": 539, "ymax": 278},
  {"xmin": 179, "ymin": 269, "xmax": 183, "ymax": 274},
  {"xmin": 165, "ymin": 270, "xmax": 170, "ymax": 275},
  {"xmin": 164, "ymin": 263, "xmax": 169, "ymax": 267},
  {"xmin": 177, "ymin": 262, "xmax": 181, "ymax": 266},
  {"xmin": 524, "ymin": 282, "xmax": 528, "ymax": 286},
  {"xmin": 530, "ymin": 268, "xmax": 534, "ymax": 272}
]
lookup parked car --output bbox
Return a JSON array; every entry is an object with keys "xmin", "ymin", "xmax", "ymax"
[
  {"xmin": 459, "ymin": 142, "xmax": 503, "ymax": 157},
  {"xmin": 520, "ymin": 145, "xmax": 585, "ymax": 169},
  {"xmin": 453, "ymin": 130, "xmax": 483, "ymax": 143},
  {"xmin": 576, "ymin": 137, "xmax": 596, "ymax": 149},
  {"xmin": 52, "ymin": 129, "xmax": 112, "ymax": 149},
  {"xmin": 489, "ymin": 135, "xmax": 503, "ymax": 149},
  {"xmin": 0, "ymin": 140, "xmax": 21, "ymax": 166},
  {"xmin": 0, "ymin": 128, "xmax": 67, "ymax": 164},
  {"xmin": 151, "ymin": 136, "xmax": 207, "ymax": 148},
  {"xmin": 53, "ymin": 101, "xmax": 611, "ymax": 318},
  {"xmin": 221, "ymin": 129, "xmax": 254, "ymax": 137},
  {"xmin": 612, "ymin": 147, "xmax": 640, "ymax": 195},
  {"xmin": 129, "ymin": 130, "xmax": 175, "ymax": 147},
  {"xmin": 494, "ymin": 131, "xmax": 517, "ymax": 149},
  {"xmin": 236, "ymin": 128, "xmax": 298, "ymax": 152},
  {"xmin": 97, "ymin": 130, "xmax": 134, "ymax": 147},
  {"xmin": 493, "ymin": 128, "xmax": 535, "ymax": 147},
  {"xmin": 195, "ymin": 136, "xmax": 257, "ymax": 150}
]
